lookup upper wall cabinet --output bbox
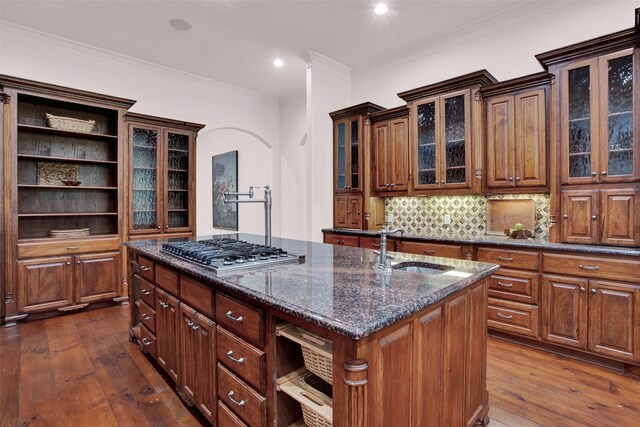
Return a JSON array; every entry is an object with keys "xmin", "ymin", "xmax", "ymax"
[
  {"xmin": 370, "ymin": 106, "xmax": 410, "ymax": 195},
  {"xmin": 125, "ymin": 113, "xmax": 204, "ymax": 237},
  {"xmin": 330, "ymin": 103, "xmax": 386, "ymax": 230},
  {"xmin": 537, "ymin": 32, "xmax": 640, "ymax": 186},
  {"xmin": 480, "ymin": 72, "xmax": 551, "ymax": 193},
  {"xmin": 398, "ymin": 70, "xmax": 498, "ymax": 195}
]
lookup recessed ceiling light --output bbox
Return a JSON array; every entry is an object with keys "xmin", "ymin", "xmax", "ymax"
[
  {"xmin": 374, "ymin": 3, "xmax": 388, "ymax": 15},
  {"xmin": 170, "ymin": 18, "xmax": 194, "ymax": 31},
  {"xmin": 273, "ymin": 59, "xmax": 284, "ymax": 68}
]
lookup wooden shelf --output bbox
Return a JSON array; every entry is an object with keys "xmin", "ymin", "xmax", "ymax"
[
  {"xmin": 168, "ymin": 209, "xmax": 188, "ymax": 212},
  {"xmin": 17, "ymin": 154, "xmax": 117, "ymax": 165},
  {"xmin": 17, "ymin": 123, "xmax": 118, "ymax": 140},
  {"xmin": 19, "ymin": 212, "xmax": 118, "ymax": 217},
  {"xmin": 168, "ymin": 148, "xmax": 188, "ymax": 153},
  {"xmin": 168, "ymin": 169, "xmax": 188, "ymax": 172},
  {"xmin": 18, "ymin": 184, "xmax": 118, "ymax": 190},
  {"xmin": 17, "ymin": 233, "xmax": 118, "ymax": 244},
  {"xmin": 168, "ymin": 189, "xmax": 188, "ymax": 192},
  {"xmin": 133, "ymin": 145, "xmax": 156, "ymax": 150}
]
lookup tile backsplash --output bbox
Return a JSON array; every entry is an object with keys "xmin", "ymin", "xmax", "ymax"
[{"xmin": 385, "ymin": 194, "xmax": 551, "ymax": 240}]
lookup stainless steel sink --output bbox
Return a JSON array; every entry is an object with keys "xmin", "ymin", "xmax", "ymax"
[{"xmin": 392, "ymin": 262, "xmax": 455, "ymax": 275}]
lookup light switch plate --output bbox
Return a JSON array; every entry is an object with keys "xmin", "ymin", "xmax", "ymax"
[{"xmin": 443, "ymin": 214, "xmax": 451, "ymax": 225}]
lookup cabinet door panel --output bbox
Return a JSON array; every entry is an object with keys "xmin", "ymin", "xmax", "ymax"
[
  {"xmin": 195, "ymin": 312, "xmax": 216, "ymax": 423},
  {"xmin": 179, "ymin": 303, "xmax": 198, "ymax": 404},
  {"xmin": 441, "ymin": 91, "xmax": 471, "ymax": 189},
  {"xmin": 588, "ymin": 280, "xmax": 640, "ymax": 362},
  {"xmin": 347, "ymin": 196, "xmax": 362, "ymax": 229},
  {"xmin": 334, "ymin": 196, "xmax": 348, "ymax": 228},
  {"xmin": 74, "ymin": 251, "xmax": 120, "ymax": 303},
  {"xmin": 17, "ymin": 256, "xmax": 73, "ymax": 312},
  {"xmin": 390, "ymin": 118, "xmax": 409, "ymax": 191},
  {"xmin": 372, "ymin": 121, "xmax": 390, "ymax": 192},
  {"xmin": 561, "ymin": 190, "xmax": 599, "ymax": 244},
  {"xmin": 541, "ymin": 275, "xmax": 588, "ymax": 349},
  {"xmin": 601, "ymin": 189, "xmax": 640, "ymax": 246},
  {"xmin": 486, "ymin": 95, "xmax": 515, "ymax": 188},
  {"xmin": 129, "ymin": 124, "xmax": 162, "ymax": 233},
  {"xmin": 349, "ymin": 117, "xmax": 362, "ymax": 192},
  {"xmin": 413, "ymin": 98, "xmax": 439, "ymax": 190},
  {"xmin": 335, "ymin": 120, "xmax": 348, "ymax": 192},
  {"xmin": 561, "ymin": 59, "xmax": 599, "ymax": 184},
  {"xmin": 165, "ymin": 129, "xmax": 193, "ymax": 232},
  {"xmin": 599, "ymin": 50, "xmax": 639, "ymax": 183},
  {"xmin": 515, "ymin": 89, "xmax": 546, "ymax": 187},
  {"xmin": 155, "ymin": 288, "xmax": 180, "ymax": 383}
]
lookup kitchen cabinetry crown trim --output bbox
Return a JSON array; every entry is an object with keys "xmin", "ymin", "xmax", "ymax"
[
  {"xmin": 397, "ymin": 69, "xmax": 498, "ymax": 102},
  {"xmin": 328, "ymin": 102, "xmax": 385, "ymax": 121},
  {"xmin": 124, "ymin": 112, "xmax": 205, "ymax": 133},
  {"xmin": 369, "ymin": 105, "xmax": 410, "ymax": 122},
  {"xmin": 478, "ymin": 72, "xmax": 553, "ymax": 98}
]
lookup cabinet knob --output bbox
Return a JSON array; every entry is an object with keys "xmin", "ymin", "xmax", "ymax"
[
  {"xmin": 440, "ymin": 180, "xmax": 445, "ymax": 184},
  {"xmin": 66, "ymin": 261, "xmax": 71, "ymax": 265},
  {"xmin": 347, "ymin": 211, "xmax": 351, "ymax": 215},
  {"xmin": 191, "ymin": 324, "xmax": 199, "ymax": 331},
  {"xmin": 344, "ymin": 186, "xmax": 348, "ymax": 189},
  {"xmin": 390, "ymin": 183, "xmax": 395, "ymax": 188},
  {"xmin": 591, "ymin": 288, "xmax": 597, "ymax": 294},
  {"xmin": 157, "ymin": 226, "xmax": 161, "ymax": 230},
  {"xmin": 515, "ymin": 177, "xmax": 521, "ymax": 182},
  {"xmin": 591, "ymin": 171, "xmax": 597, "ymax": 177},
  {"xmin": 508, "ymin": 177, "xmax": 513, "ymax": 181},
  {"xmin": 601, "ymin": 171, "xmax": 607, "ymax": 176},
  {"xmin": 579, "ymin": 287, "xmax": 586, "ymax": 292},
  {"xmin": 563, "ymin": 214, "xmax": 569, "ymax": 219},
  {"xmin": 357, "ymin": 211, "xmax": 361, "ymax": 215},
  {"xmin": 76, "ymin": 261, "xmax": 81, "ymax": 264},
  {"xmin": 592, "ymin": 215, "xmax": 598, "ymax": 220}
]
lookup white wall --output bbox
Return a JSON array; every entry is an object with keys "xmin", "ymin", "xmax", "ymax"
[{"xmin": 1, "ymin": 23, "xmax": 281, "ymax": 238}]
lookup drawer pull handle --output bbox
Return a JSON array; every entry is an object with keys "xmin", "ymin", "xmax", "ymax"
[
  {"xmin": 336, "ymin": 240, "xmax": 345, "ymax": 244},
  {"xmin": 159, "ymin": 302, "xmax": 169, "ymax": 309},
  {"xmin": 141, "ymin": 338, "xmax": 152, "ymax": 346},
  {"xmin": 498, "ymin": 257, "xmax": 513, "ymax": 262},
  {"xmin": 226, "ymin": 311, "xmax": 244, "ymax": 322},
  {"xmin": 226, "ymin": 350, "xmax": 245, "ymax": 364},
  {"xmin": 66, "ymin": 246, "xmax": 80, "ymax": 250},
  {"xmin": 371, "ymin": 243, "xmax": 381, "ymax": 248},
  {"xmin": 140, "ymin": 266, "xmax": 151, "ymax": 271},
  {"xmin": 579, "ymin": 265, "xmax": 599, "ymax": 271},
  {"xmin": 186, "ymin": 320, "xmax": 194, "ymax": 327},
  {"xmin": 141, "ymin": 314, "xmax": 152, "ymax": 321},
  {"xmin": 496, "ymin": 313, "xmax": 513, "ymax": 320},
  {"xmin": 191, "ymin": 324, "xmax": 199, "ymax": 331},
  {"xmin": 497, "ymin": 281, "xmax": 513, "ymax": 288},
  {"xmin": 423, "ymin": 250, "xmax": 435, "ymax": 254},
  {"xmin": 141, "ymin": 289, "xmax": 151, "ymax": 296},
  {"xmin": 227, "ymin": 391, "xmax": 245, "ymax": 407}
]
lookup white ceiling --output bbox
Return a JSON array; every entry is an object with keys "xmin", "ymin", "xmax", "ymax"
[{"xmin": 1, "ymin": 0, "xmax": 559, "ymax": 98}]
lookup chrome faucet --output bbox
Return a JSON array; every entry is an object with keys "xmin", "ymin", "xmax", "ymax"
[
  {"xmin": 223, "ymin": 185, "xmax": 272, "ymax": 247},
  {"xmin": 374, "ymin": 226, "xmax": 405, "ymax": 270}
]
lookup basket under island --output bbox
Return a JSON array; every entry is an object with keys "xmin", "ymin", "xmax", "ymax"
[{"xmin": 125, "ymin": 234, "xmax": 500, "ymax": 427}]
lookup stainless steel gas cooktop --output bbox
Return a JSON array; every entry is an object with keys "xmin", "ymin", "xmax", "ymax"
[{"xmin": 161, "ymin": 237, "xmax": 304, "ymax": 273}]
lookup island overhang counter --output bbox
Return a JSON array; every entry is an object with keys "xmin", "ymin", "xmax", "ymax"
[{"xmin": 125, "ymin": 234, "xmax": 499, "ymax": 427}]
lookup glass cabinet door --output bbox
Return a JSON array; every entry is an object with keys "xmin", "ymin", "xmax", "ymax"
[
  {"xmin": 131, "ymin": 125, "xmax": 160, "ymax": 233},
  {"xmin": 165, "ymin": 130, "xmax": 191, "ymax": 231},
  {"xmin": 349, "ymin": 118, "xmax": 361, "ymax": 191},
  {"xmin": 334, "ymin": 117, "xmax": 361, "ymax": 192},
  {"xmin": 336, "ymin": 120, "xmax": 347, "ymax": 191},
  {"xmin": 441, "ymin": 92, "xmax": 470, "ymax": 187},
  {"xmin": 600, "ymin": 50, "xmax": 638, "ymax": 182},
  {"xmin": 414, "ymin": 98, "xmax": 439, "ymax": 189}
]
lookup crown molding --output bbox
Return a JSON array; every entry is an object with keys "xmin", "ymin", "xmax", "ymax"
[
  {"xmin": 0, "ymin": 21, "xmax": 277, "ymax": 101},
  {"xmin": 302, "ymin": 51, "xmax": 351, "ymax": 82}
]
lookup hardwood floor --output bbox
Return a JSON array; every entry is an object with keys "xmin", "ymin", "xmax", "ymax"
[{"xmin": 1, "ymin": 305, "xmax": 639, "ymax": 427}]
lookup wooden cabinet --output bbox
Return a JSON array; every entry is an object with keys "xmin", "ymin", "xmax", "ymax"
[
  {"xmin": 0, "ymin": 75, "xmax": 134, "ymax": 325},
  {"xmin": 541, "ymin": 275, "xmax": 588, "ymax": 349},
  {"xmin": 323, "ymin": 232, "xmax": 359, "ymax": 247},
  {"xmin": 126, "ymin": 113, "xmax": 204, "ymax": 236},
  {"xmin": 155, "ymin": 287, "xmax": 180, "ymax": 383},
  {"xmin": 17, "ymin": 252, "xmax": 119, "ymax": 313},
  {"xmin": 561, "ymin": 189, "xmax": 640, "ymax": 245},
  {"xmin": 399, "ymin": 70, "xmax": 497, "ymax": 194},
  {"xmin": 330, "ymin": 103, "xmax": 386, "ymax": 230},
  {"xmin": 371, "ymin": 107, "xmax": 410, "ymax": 194},
  {"xmin": 482, "ymin": 73, "xmax": 549, "ymax": 191},
  {"xmin": 394, "ymin": 240, "xmax": 462, "ymax": 259}
]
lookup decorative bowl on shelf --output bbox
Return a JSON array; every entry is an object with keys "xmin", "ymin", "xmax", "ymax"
[
  {"xmin": 504, "ymin": 228, "xmax": 534, "ymax": 239},
  {"xmin": 45, "ymin": 113, "xmax": 96, "ymax": 133},
  {"xmin": 62, "ymin": 180, "xmax": 81, "ymax": 186}
]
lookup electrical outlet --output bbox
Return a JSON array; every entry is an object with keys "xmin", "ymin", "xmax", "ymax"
[
  {"xmin": 443, "ymin": 214, "xmax": 451, "ymax": 225},
  {"xmin": 387, "ymin": 213, "xmax": 394, "ymax": 222}
]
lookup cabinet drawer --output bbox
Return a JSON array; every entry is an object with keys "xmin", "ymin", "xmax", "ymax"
[
  {"xmin": 139, "ymin": 324, "xmax": 157, "ymax": 359},
  {"xmin": 156, "ymin": 264, "xmax": 179, "ymax": 296},
  {"xmin": 217, "ymin": 327, "xmax": 266, "ymax": 393},
  {"xmin": 477, "ymin": 247, "xmax": 539, "ymax": 270},
  {"xmin": 218, "ymin": 364, "xmax": 267, "ymax": 427},
  {"xmin": 180, "ymin": 276, "xmax": 214, "ymax": 318},
  {"xmin": 216, "ymin": 293, "xmax": 265, "ymax": 348},
  {"xmin": 395, "ymin": 240, "xmax": 462, "ymax": 259},
  {"xmin": 140, "ymin": 300, "xmax": 156, "ymax": 334},
  {"xmin": 488, "ymin": 269, "xmax": 539, "ymax": 304},
  {"xmin": 543, "ymin": 253, "xmax": 640, "ymax": 282},
  {"xmin": 323, "ymin": 233, "xmax": 359, "ymax": 247},
  {"xmin": 359, "ymin": 236, "xmax": 382, "ymax": 250},
  {"xmin": 140, "ymin": 277, "xmax": 155, "ymax": 307},
  {"xmin": 17, "ymin": 237, "xmax": 119, "ymax": 258},
  {"xmin": 488, "ymin": 298, "xmax": 539, "ymax": 338},
  {"xmin": 138, "ymin": 257, "xmax": 155, "ymax": 282},
  {"xmin": 218, "ymin": 401, "xmax": 248, "ymax": 427}
]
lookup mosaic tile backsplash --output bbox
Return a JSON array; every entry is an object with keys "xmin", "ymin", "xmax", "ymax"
[{"xmin": 385, "ymin": 194, "xmax": 551, "ymax": 240}]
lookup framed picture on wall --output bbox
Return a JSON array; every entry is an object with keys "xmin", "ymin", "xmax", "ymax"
[{"xmin": 212, "ymin": 150, "xmax": 238, "ymax": 230}]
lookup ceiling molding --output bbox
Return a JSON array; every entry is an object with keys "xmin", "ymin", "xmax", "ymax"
[
  {"xmin": 303, "ymin": 51, "xmax": 351, "ymax": 82},
  {"xmin": 351, "ymin": 0, "xmax": 579, "ymax": 83},
  {"xmin": 0, "ymin": 20, "xmax": 277, "ymax": 101}
]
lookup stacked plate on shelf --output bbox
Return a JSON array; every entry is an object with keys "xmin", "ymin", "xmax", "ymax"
[{"xmin": 49, "ymin": 228, "xmax": 90, "ymax": 238}]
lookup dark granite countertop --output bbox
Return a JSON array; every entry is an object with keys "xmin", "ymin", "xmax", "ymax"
[
  {"xmin": 125, "ymin": 234, "xmax": 499, "ymax": 340},
  {"xmin": 322, "ymin": 228, "xmax": 640, "ymax": 257}
]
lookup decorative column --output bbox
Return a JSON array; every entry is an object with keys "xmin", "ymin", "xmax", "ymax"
[{"xmin": 343, "ymin": 358, "xmax": 368, "ymax": 427}]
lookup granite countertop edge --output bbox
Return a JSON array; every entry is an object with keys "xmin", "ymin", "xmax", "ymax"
[
  {"xmin": 322, "ymin": 228, "xmax": 640, "ymax": 257},
  {"xmin": 125, "ymin": 241, "xmax": 500, "ymax": 340}
]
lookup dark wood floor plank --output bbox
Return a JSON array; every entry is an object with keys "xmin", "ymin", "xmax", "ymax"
[{"xmin": 0, "ymin": 326, "xmax": 21, "ymax": 427}]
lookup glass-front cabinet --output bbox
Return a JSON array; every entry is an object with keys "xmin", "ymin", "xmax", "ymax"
[
  {"xmin": 127, "ymin": 113, "xmax": 204, "ymax": 236},
  {"xmin": 561, "ymin": 49, "xmax": 639, "ymax": 184},
  {"xmin": 334, "ymin": 116, "xmax": 362, "ymax": 193}
]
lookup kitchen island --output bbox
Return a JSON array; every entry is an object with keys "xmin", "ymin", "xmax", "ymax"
[{"xmin": 125, "ymin": 234, "xmax": 499, "ymax": 427}]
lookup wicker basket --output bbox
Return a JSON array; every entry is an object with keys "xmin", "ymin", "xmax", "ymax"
[
  {"xmin": 276, "ymin": 324, "xmax": 333, "ymax": 384},
  {"xmin": 294, "ymin": 372, "xmax": 332, "ymax": 427},
  {"xmin": 45, "ymin": 113, "xmax": 96, "ymax": 133},
  {"xmin": 301, "ymin": 346, "xmax": 332, "ymax": 385}
]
